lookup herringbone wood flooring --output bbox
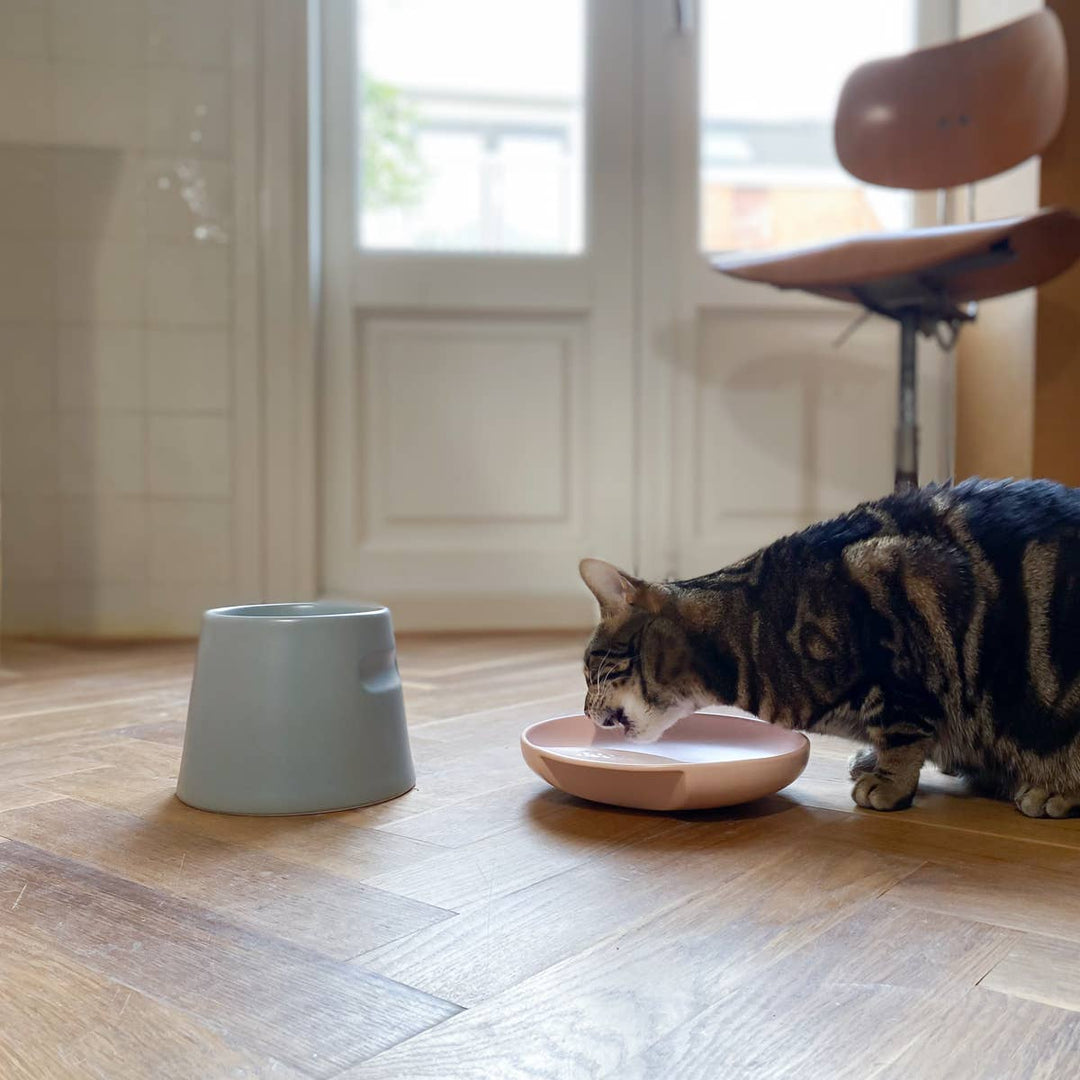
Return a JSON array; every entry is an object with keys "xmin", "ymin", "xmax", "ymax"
[{"xmin": 0, "ymin": 634, "xmax": 1077, "ymax": 1078}]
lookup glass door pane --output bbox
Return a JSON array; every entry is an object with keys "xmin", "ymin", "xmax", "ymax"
[
  {"xmin": 700, "ymin": 0, "xmax": 916, "ymax": 253},
  {"xmin": 357, "ymin": 0, "xmax": 585, "ymax": 254}
]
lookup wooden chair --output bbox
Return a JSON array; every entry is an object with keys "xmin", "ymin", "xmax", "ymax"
[{"xmin": 713, "ymin": 10, "xmax": 1080, "ymax": 492}]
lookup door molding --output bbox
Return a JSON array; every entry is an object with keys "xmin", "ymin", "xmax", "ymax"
[{"xmin": 244, "ymin": 0, "xmax": 320, "ymax": 601}]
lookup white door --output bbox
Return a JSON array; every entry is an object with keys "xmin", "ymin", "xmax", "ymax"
[
  {"xmin": 321, "ymin": 0, "xmax": 957, "ymax": 626},
  {"xmin": 636, "ymin": 0, "xmax": 957, "ymax": 580},
  {"xmin": 321, "ymin": 0, "xmax": 636, "ymax": 629}
]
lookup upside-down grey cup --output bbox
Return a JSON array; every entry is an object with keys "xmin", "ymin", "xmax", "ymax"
[{"xmin": 177, "ymin": 602, "xmax": 415, "ymax": 815}]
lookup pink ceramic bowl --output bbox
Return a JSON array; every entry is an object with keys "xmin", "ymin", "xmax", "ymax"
[{"xmin": 521, "ymin": 711, "xmax": 809, "ymax": 811}]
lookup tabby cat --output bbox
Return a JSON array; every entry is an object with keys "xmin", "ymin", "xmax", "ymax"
[{"xmin": 580, "ymin": 478, "xmax": 1080, "ymax": 817}]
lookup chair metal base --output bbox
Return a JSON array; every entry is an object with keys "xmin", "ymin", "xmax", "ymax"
[
  {"xmin": 888, "ymin": 306, "xmax": 972, "ymax": 494},
  {"xmin": 849, "ymin": 246, "xmax": 1004, "ymax": 494},
  {"xmin": 895, "ymin": 312, "xmax": 920, "ymax": 493}
]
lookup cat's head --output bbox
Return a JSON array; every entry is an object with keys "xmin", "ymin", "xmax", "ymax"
[{"xmin": 579, "ymin": 558, "xmax": 705, "ymax": 743}]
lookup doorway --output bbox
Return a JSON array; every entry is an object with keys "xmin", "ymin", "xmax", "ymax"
[{"xmin": 320, "ymin": 0, "xmax": 955, "ymax": 628}]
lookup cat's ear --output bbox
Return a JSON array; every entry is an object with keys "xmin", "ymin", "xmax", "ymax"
[
  {"xmin": 579, "ymin": 558, "xmax": 667, "ymax": 616},
  {"xmin": 579, "ymin": 558, "xmax": 638, "ymax": 612}
]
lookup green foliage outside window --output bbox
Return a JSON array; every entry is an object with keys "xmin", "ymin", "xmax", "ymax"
[{"xmin": 362, "ymin": 79, "xmax": 427, "ymax": 211}]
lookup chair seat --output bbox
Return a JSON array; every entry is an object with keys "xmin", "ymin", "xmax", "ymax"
[{"xmin": 713, "ymin": 207, "xmax": 1080, "ymax": 314}]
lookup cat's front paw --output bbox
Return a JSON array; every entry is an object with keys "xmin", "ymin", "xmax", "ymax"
[
  {"xmin": 852, "ymin": 772, "xmax": 916, "ymax": 811},
  {"xmin": 1015, "ymin": 784, "xmax": 1080, "ymax": 819}
]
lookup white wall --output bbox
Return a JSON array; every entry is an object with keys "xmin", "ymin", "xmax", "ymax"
[{"xmin": 0, "ymin": 0, "xmax": 260, "ymax": 635}]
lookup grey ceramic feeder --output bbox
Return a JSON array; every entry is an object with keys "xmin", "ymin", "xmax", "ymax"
[{"xmin": 177, "ymin": 602, "xmax": 414, "ymax": 815}]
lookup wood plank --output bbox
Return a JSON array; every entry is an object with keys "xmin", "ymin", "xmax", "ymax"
[
  {"xmin": 0, "ymin": 923, "xmax": 300, "ymax": 1079},
  {"xmin": 616, "ymin": 901, "xmax": 1016, "ymax": 1080},
  {"xmin": 0, "ymin": 725, "xmax": 182, "ymax": 791},
  {"xmin": 81, "ymin": 734, "xmax": 183, "ymax": 775},
  {"xmin": 888, "ymin": 783, "xmax": 1080, "ymax": 852},
  {"xmin": 874, "ymin": 987, "xmax": 1080, "ymax": 1080},
  {"xmin": 34, "ymin": 768, "xmax": 212, "ymax": 817},
  {"xmin": 0, "ymin": 646, "xmax": 192, "ymax": 715},
  {"xmin": 0, "ymin": 842, "xmax": 459, "ymax": 1077},
  {"xmin": 884, "ymin": 858, "xmax": 1080, "ymax": 945},
  {"xmin": 365, "ymin": 798, "xmax": 678, "ymax": 910},
  {"xmin": 166, "ymin": 805, "xmax": 445, "ymax": 881},
  {"xmin": 0, "ymin": 689, "xmax": 189, "ymax": 748},
  {"xmin": 0, "ymin": 783, "xmax": 65, "ymax": 814},
  {"xmin": 980, "ymin": 933, "xmax": 1080, "ymax": 1015},
  {"xmin": 0, "ymin": 742, "xmax": 113, "ymax": 786},
  {"xmin": 134, "ymin": 790, "xmax": 448, "ymax": 884},
  {"xmin": 355, "ymin": 807, "xmax": 867, "ymax": 1008},
  {"xmin": 0, "ymin": 799, "xmax": 455, "ymax": 960},
  {"xmin": 814, "ymin": 808, "xmax": 1080, "ymax": 874},
  {"xmin": 339, "ymin": 842, "xmax": 926, "ymax": 1079},
  {"xmin": 111, "ymin": 717, "xmax": 187, "ymax": 746},
  {"xmin": 1, "ymin": 734, "xmax": 183, "ymax": 802},
  {"xmin": 374, "ymin": 779, "xmax": 570, "ymax": 847}
]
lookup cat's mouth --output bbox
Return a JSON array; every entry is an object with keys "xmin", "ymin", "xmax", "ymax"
[
  {"xmin": 598, "ymin": 707, "xmax": 630, "ymax": 732},
  {"xmin": 595, "ymin": 707, "xmax": 694, "ymax": 742}
]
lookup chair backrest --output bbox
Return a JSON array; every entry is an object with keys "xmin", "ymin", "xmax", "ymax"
[{"xmin": 835, "ymin": 9, "xmax": 1067, "ymax": 191}]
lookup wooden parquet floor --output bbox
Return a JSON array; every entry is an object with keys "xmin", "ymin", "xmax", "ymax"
[{"xmin": 0, "ymin": 633, "xmax": 1078, "ymax": 1078}]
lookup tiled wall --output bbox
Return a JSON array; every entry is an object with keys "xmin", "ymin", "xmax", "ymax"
[{"xmin": 0, "ymin": 0, "xmax": 256, "ymax": 636}]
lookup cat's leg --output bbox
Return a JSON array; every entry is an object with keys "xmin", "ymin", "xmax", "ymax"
[
  {"xmin": 851, "ymin": 725, "xmax": 931, "ymax": 811},
  {"xmin": 1014, "ymin": 783, "xmax": 1080, "ymax": 819},
  {"xmin": 852, "ymin": 740, "xmax": 959, "ymax": 780},
  {"xmin": 848, "ymin": 747, "xmax": 877, "ymax": 780}
]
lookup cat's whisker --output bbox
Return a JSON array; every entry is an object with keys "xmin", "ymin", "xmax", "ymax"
[{"xmin": 594, "ymin": 648, "xmax": 614, "ymax": 692}]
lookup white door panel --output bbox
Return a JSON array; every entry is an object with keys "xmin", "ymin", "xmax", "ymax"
[
  {"xmin": 322, "ymin": 0, "xmax": 634, "ymax": 628},
  {"xmin": 637, "ymin": 0, "xmax": 955, "ymax": 581}
]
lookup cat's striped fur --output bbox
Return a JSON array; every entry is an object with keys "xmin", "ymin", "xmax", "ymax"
[{"xmin": 580, "ymin": 478, "xmax": 1080, "ymax": 816}]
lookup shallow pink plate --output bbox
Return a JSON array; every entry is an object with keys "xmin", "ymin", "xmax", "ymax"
[{"xmin": 521, "ymin": 712, "xmax": 810, "ymax": 811}]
